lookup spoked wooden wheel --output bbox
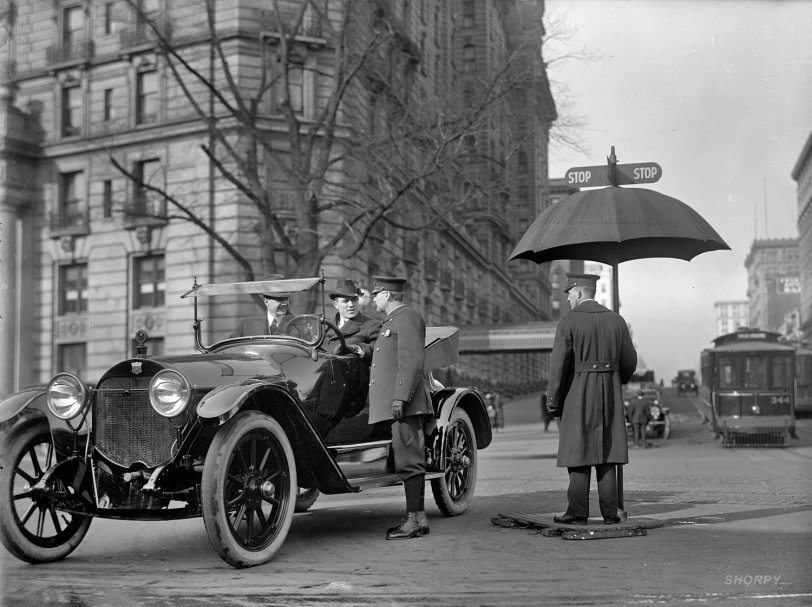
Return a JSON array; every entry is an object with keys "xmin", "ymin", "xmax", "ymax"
[
  {"xmin": 0, "ymin": 424, "xmax": 91, "ymax": 563},
  {"xmin": 431, "ymin": 408, "xmax": 477, "ymax": 516},
  {"xmin": 202, "ymin": 411, "xmax": 296, "ymax": 568}
]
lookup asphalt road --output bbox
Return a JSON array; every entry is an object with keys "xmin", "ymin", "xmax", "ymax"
[{"xmin": 1, "ymin": 389, "xmax": 811, "ymax": 607}]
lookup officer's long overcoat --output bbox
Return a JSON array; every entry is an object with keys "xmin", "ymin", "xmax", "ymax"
[
  {"xmin": 546, "ymin": 299, "xmax": 637, "ymax": 467},
  {"xmin": 368, "ymin": 305, "xmax": 432, "ymax": 424}
]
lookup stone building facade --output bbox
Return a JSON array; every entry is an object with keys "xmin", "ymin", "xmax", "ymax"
[
  {"xmin": 0, "ymin": 0, "xmax": 556, "ymax": 395},
  {"xmin": 793, "ymin": 132, "xmax": 812, "ymax": 340},
  {"xmin": 713, "ymin": 300, "xmax": 750, "ymax": 336},
  {"xmin": 744, "ymin": 238, "xmax": 800, "ymax": 333}
]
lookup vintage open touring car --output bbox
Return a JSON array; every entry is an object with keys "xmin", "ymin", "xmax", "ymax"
[
  {"xmin": 623, "ymin": 387, "xmax": 671, "ymax": 440},
  {"xmin": 0, "ymin": 277, "xmax": 491, "ymax": 568}
]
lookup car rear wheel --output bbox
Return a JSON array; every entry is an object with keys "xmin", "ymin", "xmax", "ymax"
[
  {"xmin": 201, "ymin": 411, "xmax": 296, "ymax": 568},
  {"xmin": 0, "ymin": 423, "xmax": 92, "ymax": 563},
  {"xmin": 295, "ymin": 487, "xmax": 320, "ymax": 512},
  {"xmin": 431, "ymin": 408, "xmax": 477, "ymax": 516}
]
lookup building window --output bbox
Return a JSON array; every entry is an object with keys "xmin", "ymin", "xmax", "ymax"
[
  {"xmin": 463, "ymin": 39, "xmax": 475, "ymax": 73},
  {"xmin": 62, "ymin": 5, "xmax": 84, "ymax": 47},
  {"xmin": 104, "ymin": 3, "xmax": 115, "ymax": 35},
  {"xmin": 59, "ymin": 263, "xmax": 88, "ymax": 315},
  {"xmin": 134, "ymin": 254, "xmax": 165, "ymax": 308},
  {"xmin": 59, "ymin": 170, "xmax": 85, "ymax": 226},
  {"xmin": 462, "ymin": 0, "xmax": 475, "ymax": 27},
  {"xmin": 136, "ymin": 70, "xmax": 158, "ymax": 124},
  {"xmin": 57, "ymin": 343, "xmax": 87, "ymax": 377},
  {"xmin": 102, "ymin": 179, "xmax": 113, "ymax": 218},
  {"xmin": 61, "ymin": 84, "xmax": 82, "ymax": 137},
  {"xmin": 133, "ymin": 158, "xmax": 161, "ymax": 211},
  {"xmin": 103, "ymin": 88, "xmax": 114, "ymax": 121}
]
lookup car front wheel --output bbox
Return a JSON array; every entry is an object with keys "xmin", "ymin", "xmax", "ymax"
[
  {"xmin": 431, "ymin": 408, "xmax": 477, "ymax": 516},
  {"xmin": 201, "ymin": 411, "xmax": 296, "ymax": 568},
  {"xmin": 0, "ymin": 424, "xmax": 92, "ymax": 563}
]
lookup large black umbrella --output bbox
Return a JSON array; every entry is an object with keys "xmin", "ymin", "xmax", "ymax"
[{"xmin": 509, "ymin": 184, "xmax": 730, "ymax": 310}]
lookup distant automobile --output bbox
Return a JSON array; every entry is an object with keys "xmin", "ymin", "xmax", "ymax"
[
  {"xmin": 676, "ymin": 369, "xmax": 699, "ymax": 396},
  {"xmin": 0, "ymin": 277, "xmax": 491, "ymax": 569},
  {"xmin": 624, "ymin": 388, "xmax": 671, "ymax": 439}
]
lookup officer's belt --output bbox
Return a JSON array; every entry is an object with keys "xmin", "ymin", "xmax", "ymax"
[{"xmin": 574, "ymin": 361, "xmax": 618, "ymax": 373}]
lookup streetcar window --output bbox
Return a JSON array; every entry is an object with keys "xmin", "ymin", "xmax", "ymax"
[
  {"xmin": 770, "ymin": 355, "xmax": 793, "ymax": 389},
  {"xmin": 718, "ymin": 355, "xmax": 737, "ymax": 389},
  {"xmin": 743, "ymin": 356, "xmax": 767, "ymax": 389}
]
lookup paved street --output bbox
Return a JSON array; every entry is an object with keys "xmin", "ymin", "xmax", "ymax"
[{"xmin": 1, "ymin": 389, "xmax": 811, "ymax": 606}]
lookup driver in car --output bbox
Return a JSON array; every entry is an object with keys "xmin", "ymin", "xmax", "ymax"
[
  {"xmin": 325, "ymin": 278, "xmax": 381, "ymax": 360},
  {"xmin": 229, "ymin": 274, "xmax": 293, "ymax": 337}
]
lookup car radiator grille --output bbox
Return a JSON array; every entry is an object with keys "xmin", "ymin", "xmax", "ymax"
[{"xmin": 94, "ymin": 375, "xmax": 178, "ymax": 468}]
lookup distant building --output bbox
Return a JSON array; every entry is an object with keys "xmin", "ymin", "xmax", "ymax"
[
  {"xmin": 793, "ymin": 132, "xmax": 812, "ymax": 340},
  {"xmin": 585, "ymin": 261, "xmax": 613, "ymax": 310},
  {"xmin": 714, "ymin": 300, "xmax": 750, "ymax": 336},
  {"xmin": 744, "ymin": 238, "xmax": 800, "ymax": 333},
  {"xmin": 547, "ymin": 178, "xmax": 583, "ymax": 319}
]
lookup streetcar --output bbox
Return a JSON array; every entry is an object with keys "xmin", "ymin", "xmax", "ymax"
[
  {"xmin": 794, "ymin": 345, "xmax": 812, "ymax": 415},
  {"xmin": 699, "ymin": 328, "xmax": 796, "ymax": 446}
]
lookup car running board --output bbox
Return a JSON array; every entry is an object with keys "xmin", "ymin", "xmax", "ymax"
[{"xmin": 347, "ymin": 471, "xmax": 444, "ymax": 491}]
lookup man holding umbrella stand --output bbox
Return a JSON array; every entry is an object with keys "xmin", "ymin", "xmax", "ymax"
[{"xmin": 546, "ymin": 273, "xmax": 637, "ymax": 525}]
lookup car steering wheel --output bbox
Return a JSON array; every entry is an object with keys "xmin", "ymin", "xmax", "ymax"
[{"xmin": 320, "ymin": 319, "xmax": 348, "ymax": 355}]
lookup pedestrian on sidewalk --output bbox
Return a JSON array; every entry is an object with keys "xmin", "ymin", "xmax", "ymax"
[
  {"xmin": 368, "ymin": 276, "xmax": 432, "ymax": 540},
  {"xmin": 546, "ymin": 273, "xmax": 637, "ymax": 525}
]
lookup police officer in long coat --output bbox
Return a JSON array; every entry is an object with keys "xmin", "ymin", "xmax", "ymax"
[
  {"xmin": 547, "ymin": 273, "xmax": 637, "ymax": 525},
  {"xmin": 368, "ymin": 276, "xmax": 433, "ymax": 539}
]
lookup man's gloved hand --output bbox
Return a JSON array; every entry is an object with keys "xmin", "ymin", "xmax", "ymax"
[{"xmin": 392, "ymin": 400, "xmax": 405, "ymax": 421}]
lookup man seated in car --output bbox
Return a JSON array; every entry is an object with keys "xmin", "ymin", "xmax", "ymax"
[
  {"xmin": 325, "ymin": 277, "xmax": 381, "ymax": 359},
  {"xmin": 229, "ymin": 274, "xmax": 293, "ymax": 337}
]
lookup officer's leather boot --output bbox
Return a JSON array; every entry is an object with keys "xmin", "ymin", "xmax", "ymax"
[
  {"xmin": 416, "ymin": 480, "xmax": 429, "ymax": 535},
  {"xmin": 386, "ymin": 512, "xmax": 423, "ymax": 540}
]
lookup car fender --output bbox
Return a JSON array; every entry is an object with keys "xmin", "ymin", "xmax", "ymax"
[
  {"xmin": 433, "ymin": 388, "xmax": 492, "ymax": 450},
  {"xmin": 196, "ymin": 378, "xmax": 282, "ymax": 422},
  {"xmin": 196, "ymin": 380, "xmax": 358, "ymax": 495},
  {"xmin": 0, "ymin": 388, "xmax": 87, "ymax": 444}
]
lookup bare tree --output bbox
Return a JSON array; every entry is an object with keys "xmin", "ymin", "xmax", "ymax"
[{"xmin": 113, "ymin": 0, "xmax": 542, "ymax": 307}]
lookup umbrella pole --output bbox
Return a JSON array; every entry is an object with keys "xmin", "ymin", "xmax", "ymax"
[{"xmin": 612, "ymin": 261, "xmax": 627, "ymax": 519}]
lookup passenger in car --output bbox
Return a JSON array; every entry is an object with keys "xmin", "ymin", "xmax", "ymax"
[
  {"xmin": 229, "ymin": 274, "xmax": 293, "ymax": 337},
  {"xmin": 326, "ymin": 278, "xmax": 381, "ymax": 360}
]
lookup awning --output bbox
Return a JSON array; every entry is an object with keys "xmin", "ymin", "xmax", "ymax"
[{"xmin": 458, "ymin": 321, "xmax": 557, "ymax": 353}]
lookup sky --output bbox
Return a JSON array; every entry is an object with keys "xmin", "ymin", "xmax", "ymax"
[{"xmin": 543, "ymin": 0, "xmax": 812, "ymax": 381}]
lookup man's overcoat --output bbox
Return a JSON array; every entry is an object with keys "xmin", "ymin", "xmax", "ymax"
[
  {"xmin": 368, "ymin": 305, "xmax": 432, "ymax": 424},
  {"xmin": 547, "ymin": 299, "xmax": 637, "ymax": 467},
  {"xmin": 326, "ymin": 312, "xmax": 382, "ymax": 362}
]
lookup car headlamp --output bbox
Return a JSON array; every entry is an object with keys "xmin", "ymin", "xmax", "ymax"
[
  {"xmin": 149, "ymin": 370, "xmax": 191, "ymax": 418},
  {"xmin": 46, "ymin": 373, "xmax": 88, "ymax": 420},
  {"xmin": 649, "ymin": 405, "xmax": 661, "ymax": 419}
]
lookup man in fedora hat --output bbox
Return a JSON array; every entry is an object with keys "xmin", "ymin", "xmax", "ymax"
[
  {"xmin": 326, "ymin": 277, "xmax": 381, "ymax": 359},
  {"xmin": 546, "ymin": 273, "xmax": 637, "ymax": 525},
  {"xmin": 229, "ymin": 274, "xmax": 293, "ymax": 337},
  {"xmin": 369, "ymin": 276, "xmax": 433, "ymax": 539}
]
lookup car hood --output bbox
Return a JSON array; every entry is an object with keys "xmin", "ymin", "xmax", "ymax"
[{"xmin": 103, "ymin": 351, "xmax": 285, "ymax": 391}]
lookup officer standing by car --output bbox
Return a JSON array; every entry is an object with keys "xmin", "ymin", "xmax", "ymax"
[
  {"xmin": 546, "ymin": 273, "xmax": 637, "ymax": 525},
  {"xmin": 368, "ymin": 276, "xmax": 432, "ymax": 539}
]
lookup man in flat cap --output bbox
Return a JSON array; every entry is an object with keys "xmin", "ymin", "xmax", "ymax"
[
  {"xmin": 229, "ymin": 274, "xmax": 293, "ymax": 337},
  {"xmin": 546, "ymin": 273, "xmax": 637, "ymax": 525},
  {"xmin": 326, "ymin": 278, "xmax": 381, "ymax": 360},
  {"xmin": 369, "ymin": 276, "xmax": 433, "ymax": 539}
]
